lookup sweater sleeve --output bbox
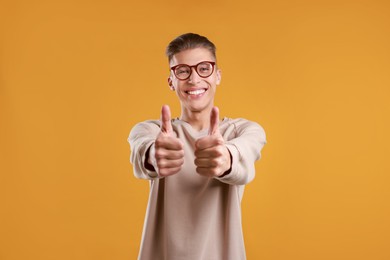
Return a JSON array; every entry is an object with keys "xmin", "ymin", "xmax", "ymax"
[
  {"xmin": 217, "ymin": 119, "xmax": 267, "ymax": 185},
  {"xmin": 128, "ymin": 120, "xmax": 161, "ymax": 180}
]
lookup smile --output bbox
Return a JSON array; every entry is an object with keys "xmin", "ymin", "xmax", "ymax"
[{"xmin": 185, "ymin": 89, "xmax": 207, "ymax": 95}]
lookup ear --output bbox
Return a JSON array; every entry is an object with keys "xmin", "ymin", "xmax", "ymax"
[
  {"xmin": 216, "ymin": 68, "xmax": 222, "ymax": 85},
  {"xmin": 167, "ymin": 77, "xmax": 175, "ymax": 91}
]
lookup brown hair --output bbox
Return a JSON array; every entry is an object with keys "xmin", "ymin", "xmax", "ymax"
[{"xmin": 166, "ymin": 33, "xmax": 217, "ymax": 63}]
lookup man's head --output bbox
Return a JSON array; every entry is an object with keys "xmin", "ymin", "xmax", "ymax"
[
  {"xmin": 166, "ymin": 33, "xmax": 221, "ymax": 115},
  {"xmin": 166, "ymin": 33, "xmax": 217, "ymax": 64}
]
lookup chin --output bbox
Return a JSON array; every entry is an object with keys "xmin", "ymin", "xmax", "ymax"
[{"xmin": 188, "ymin": 103, "xmax": 212, "ymax": 113}]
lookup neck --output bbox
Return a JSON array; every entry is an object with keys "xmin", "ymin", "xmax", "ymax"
[{"xmin": 179, "ymin": 106, "xmax": 213, "ymax": 131}]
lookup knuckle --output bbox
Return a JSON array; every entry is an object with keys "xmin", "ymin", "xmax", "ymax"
[
  {"xmin": 172, "ymin": 160, "xmax": 182, "ymax": 167},
  {"xmin": 155, "ymin": 150, "xmax": 164, "ymax": 159},
  {"xmin": 215, "ymin": 147, "xmax": 223, "ymax": 156},
  {"xmin": 194, "ymin": 159, "xmax": 200, "ymax": 166},
  {"xmin": 216, "ymin": 159, "xmax": 222, "ymax": 167},
  {"xmin": 210, "ymin": 159, "xmax": 218, "ymax": 167},
  {"xmin": 155, "ymin": 139, "xmax": 163, "ymax": 148},
  {"xmin": 211, "ymin": 168, "xmax": 219, "ymax": 176},
  {"xmin": 194, "ymin": 150, "xmax": 200, "ymax": 157},
  {"xmin": 159, "ymin": 169, "xmax": 167, "ymax": 176},
  {"xmin": 156, "ymin": 161, "xmax": 165, "ymax": 168},
  {"xmin": 194, "ymin": 140, "xmax": 200, "ymax": 148},
  {"xmin": 216, "ymin": 139, "xmax": 224, "ymax": 145}
]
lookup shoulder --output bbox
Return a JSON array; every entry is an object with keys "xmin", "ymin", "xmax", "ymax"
[
  {"xmin": 130, "ymin": 120, "xmax": 161, "ymax": 137},
  {"xmin": 132, "ymin": 119, "xmax": 161, "ymax": 129},
  {"xmin": 222, "ymin": 117, "xmax": 265, "ymax": 135},
  {"xmin": 221, "ymin": 117, "xmax": 266, "ymax": 144}
]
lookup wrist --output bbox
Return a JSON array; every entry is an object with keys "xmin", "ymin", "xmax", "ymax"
[
  {"xmin": 145, "ymin": 143, "xmax": 156, "ymax": 172},
  {"xmin": 219, "ymin": 147, "xmax": 232, "ymax": 177}
]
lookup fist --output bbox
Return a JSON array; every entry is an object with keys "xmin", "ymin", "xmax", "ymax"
[
  {"xmin": 194, "ymin": 107, "xmax": 231, "ymax": 177},
  {"xmin": 149, "ymin": 105, "xmax": 184, "ymax": 177}
]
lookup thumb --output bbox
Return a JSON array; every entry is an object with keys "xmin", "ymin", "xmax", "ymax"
[
  {"xmin": 161, "ymin": 105, "xmax": 173, "ymax": 134},
  {"xmin": 209, "ymin": 107, "xmax": 220, "ymax": 135}
]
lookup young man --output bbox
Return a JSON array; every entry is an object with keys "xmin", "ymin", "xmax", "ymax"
[{"xmin": 128, "ymin": 33, "xmax": 266, "ymax": 260}]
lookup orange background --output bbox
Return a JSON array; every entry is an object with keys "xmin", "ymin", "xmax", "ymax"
[{"xmin": 1, "ymin": 0, "xmax": 389, "ymax": 259}]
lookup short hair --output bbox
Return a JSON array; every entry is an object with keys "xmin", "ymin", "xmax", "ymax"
[{"xmin": 166, "ymin": 33, "xmax": 217, "ymax": 63}]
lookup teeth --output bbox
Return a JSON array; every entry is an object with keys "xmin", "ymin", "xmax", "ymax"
[{"xmin": 187, "ymin": 89, "xmax": 206, "ymax": 95}]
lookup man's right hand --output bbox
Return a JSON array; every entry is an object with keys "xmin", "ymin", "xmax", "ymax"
[{"xmin": 148, "ymin": 105, "xmax": 184, "ymax": 176}]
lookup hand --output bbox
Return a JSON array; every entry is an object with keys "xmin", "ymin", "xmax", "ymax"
[
  {"xmin": 149, "ymin": 105, "xmax": 184, "ymax": 177},
  {"xmin": 194, "ymin": 107, "xmax": 231, "ymax": 177}
]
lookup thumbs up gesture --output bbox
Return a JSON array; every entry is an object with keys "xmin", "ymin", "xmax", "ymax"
[
  {"xmin": 149, "ymin": 105, "xmax": 184, "ymax": 177},
  {"xmin": 194, "ymin": 107, "xmax": 232, "ymax": 177}
]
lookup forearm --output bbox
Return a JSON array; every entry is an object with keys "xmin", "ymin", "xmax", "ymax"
[
  {"xmin": 128, "ymin": 121, "xmax": 160, "ymax": 180},
  {"xmin": 216, "ymin": 121, "xmax": 266, "ymax": 185}
]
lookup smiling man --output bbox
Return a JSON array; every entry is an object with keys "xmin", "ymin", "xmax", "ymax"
[{"xmin": 128, "ymin": 33, "xmax": 267, "ymax": 260}]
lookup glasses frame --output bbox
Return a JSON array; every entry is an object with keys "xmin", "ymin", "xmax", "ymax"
[{"xmin": 170, "ymin": 61, "xmax": 216, "ymax": 81}]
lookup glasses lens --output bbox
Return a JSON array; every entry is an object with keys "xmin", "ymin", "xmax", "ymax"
[
  {"xmin": 174, "ymin": 65, "xmax": 191, "ymax": 80},
  {"xmin": 197, "ymin": 62, "xmax": 214, "ymax": 77}
]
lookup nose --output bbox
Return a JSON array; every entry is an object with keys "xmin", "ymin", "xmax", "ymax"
[{"xmin": 188, "ymin": 67, "xmax": 201, "ymax": 84}]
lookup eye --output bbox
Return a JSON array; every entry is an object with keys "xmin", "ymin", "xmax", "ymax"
[
  {"xmin": 176, "ymin": 66, "xmax": 190, "ymax": 75},
  {"xmin": 198, "ymin": 63, "xmax": 212, "ymax": 73}
]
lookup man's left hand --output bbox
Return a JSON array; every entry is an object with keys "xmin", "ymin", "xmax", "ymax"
[{"xmin": 194, "ymin": 107, "xmax": 231, "ymax": 177}]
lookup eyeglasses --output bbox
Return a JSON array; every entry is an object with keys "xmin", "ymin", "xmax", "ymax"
[{"xmin": 170, "ymin": 61, "xmax": 216, "ymax": 80}]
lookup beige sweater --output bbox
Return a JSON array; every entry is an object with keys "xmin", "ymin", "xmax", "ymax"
[{"xmin": 128, "ymin": 117, "xmax": 266, "ymax": 260}]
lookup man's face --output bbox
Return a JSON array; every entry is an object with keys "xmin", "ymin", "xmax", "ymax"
[{"xmin": 168, "ymin": 47, "xmax": 221, "ymax": 114}]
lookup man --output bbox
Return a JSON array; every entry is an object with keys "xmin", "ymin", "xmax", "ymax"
[{"xmin": 128, "ymin": 33, "xmax": 266, "ymax": 260}]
